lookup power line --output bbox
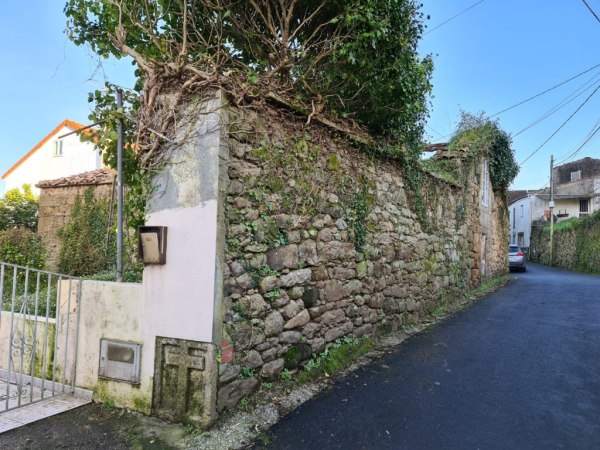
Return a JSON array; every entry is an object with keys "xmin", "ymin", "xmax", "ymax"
[
  {"xmin": 583, "ymin": 0, "xmax": 600, "ymax": 23},
  {"xmin": 424, "ymin": 0, "xmax": 486, "ymax": 36},
  {"xmin": 490, "ymin": 62, "xmax": 600, "ymax": 118},
  {"xmin": 555, "ymin": 119, "xmax": 600, "ymax": 165},
  {"xmin": 518, "ymin": 83, "xmax": 600, "ymax": 167},
  {"xmin": 429, "ymin": 62, "xmax": 600, "ymax": 143},
  {"xmin": 513, "ymin": 74, "xmax": 600, "ymax": 138}
]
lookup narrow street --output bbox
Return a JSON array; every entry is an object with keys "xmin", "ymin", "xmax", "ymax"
[{"xmin": 259, "ymin": 264, "xmax": 600, "ymax": 449}]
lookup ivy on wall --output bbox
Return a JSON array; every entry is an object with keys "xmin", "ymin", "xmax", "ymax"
[{"xmin": 57, "ymin": 188, "xmax": 115, "ymax": 277}]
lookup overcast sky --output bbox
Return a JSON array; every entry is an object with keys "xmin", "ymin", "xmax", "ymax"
[{"xmin": 1, "ymin": 0, "xmax": 599, "ymax": 194}]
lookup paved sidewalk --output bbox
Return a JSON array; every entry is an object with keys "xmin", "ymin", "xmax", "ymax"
[{"xmin": 0, "ymin": 392, "xmax": 91, "ymax": 433}]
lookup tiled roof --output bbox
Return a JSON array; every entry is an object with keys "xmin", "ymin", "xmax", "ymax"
[
  {"xmin": 424, "ymin": 143, "xmax": 448, "ymax": 153},
  {"xmin": 36, "ymin": 168, "xmax": 115, "ymax": 189},
  {"xmin": 2, "ymin": 119, "xmax": 91, "ymax": 180},
  {"xmin": 508, "ymin": 190, "xmax": 529, "ymax": 205}
]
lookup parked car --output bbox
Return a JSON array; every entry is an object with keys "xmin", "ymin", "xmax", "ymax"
[{"xmin": 509, "ymin": 245, "xmax": 526, "ymax": 272}]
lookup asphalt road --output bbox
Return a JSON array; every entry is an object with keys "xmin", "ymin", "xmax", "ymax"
[{"xmin": 258, "ymin": 264, "xmax": 600, "ymax": 450}]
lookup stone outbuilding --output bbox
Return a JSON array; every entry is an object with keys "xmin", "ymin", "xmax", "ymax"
[{"xmin": 36, "ymin": 168, "xmax": 115, "ymax": 270}]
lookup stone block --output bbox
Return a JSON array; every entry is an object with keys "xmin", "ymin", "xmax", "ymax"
[
  {"xmin": 217, "ymin": 377, "xmax": 259, "ymax": 412},
  {"xmin": 153, "ymin": 337, "xmax": 218, "ymax": 427},
  {"xmin": 264, "ymin": 311, "xmax": 284, "ymax": 336},
  {"xmin": 280, "ymin": 268, "xmax": 312, "ymax": 287},
  {"xmin": 238, "ymin": 294, "xmax": 269, "ymax": 318},
  {"xmin": 324, "ymin": 322, "xmax": 353, "ymax": 342},
  {"xmin": 266, "ymin": 245, "xmax": 299, "ymax": 270},
  {"xmin": 260, "ymin": 359, "xmax": 285, "ymax": 380},
  {"xmin": 284, "ymin": 309, "xmax": 310, "ymax": 330}
]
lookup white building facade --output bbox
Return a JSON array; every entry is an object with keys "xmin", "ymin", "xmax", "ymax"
[{"xmin": 2, "ymin": 120, "xmax": 102, "ymax": 194}]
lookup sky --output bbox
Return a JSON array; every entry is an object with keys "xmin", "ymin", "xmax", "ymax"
[{"xmin": 0, "ymin": 0, "xmax": 599, "ymax": 194}]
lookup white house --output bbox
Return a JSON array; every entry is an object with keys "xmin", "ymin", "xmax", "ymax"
[
  {"xmin": 508, "ymin": 190, "xmax": 547, "ymax": 249},
  {"xmin": 2, "ymin": 120, "xmax": 102, "ymax": 194},
  {"xmin": 508, "ymin": 157, "xmax": 600, "ymax": 250}
]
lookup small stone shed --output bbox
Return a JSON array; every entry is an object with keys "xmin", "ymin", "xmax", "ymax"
[{"xmin": 37, "ymin": 168, "xmax": 115, "ymax": 270}]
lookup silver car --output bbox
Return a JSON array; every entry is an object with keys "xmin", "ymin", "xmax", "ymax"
[{"xmin": 508, "ymin": 245, "xmax": 526, "ymax": 272}]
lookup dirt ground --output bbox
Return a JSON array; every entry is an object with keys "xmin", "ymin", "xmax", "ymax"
[{"xmin": 0, "ymin": 403, "xmax": 188, "ymax": 450}]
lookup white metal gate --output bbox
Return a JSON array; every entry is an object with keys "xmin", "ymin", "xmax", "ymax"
[{"xmin": 0, "ymin": 262, "xmax": 81, "ymax": 413}]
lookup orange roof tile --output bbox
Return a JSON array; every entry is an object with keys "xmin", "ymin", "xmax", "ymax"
[
  {"xmin": 1, "ymin": 119, "xmax": 89, "ymax": 180},
  {"xmin": 36, "ymin": 168, "xmax": 116, "ymax": 189}
]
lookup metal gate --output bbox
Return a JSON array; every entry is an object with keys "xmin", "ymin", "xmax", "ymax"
[{"xmin": 0, "ymin": 262, "xmax": 81, "ymax": 413}]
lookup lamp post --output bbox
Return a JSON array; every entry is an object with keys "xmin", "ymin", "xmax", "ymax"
[
  {"xmin": 117, "ymin": 89, "xmax": 124, "ymax": 282},
  {"xmin": 549, "ymin": 155, "xmax": 554, "ymax": 265}
]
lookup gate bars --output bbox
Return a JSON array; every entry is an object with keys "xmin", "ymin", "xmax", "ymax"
[{"xmin": 0, "ymin": 262, "xmax": 82, "ymax": 412}]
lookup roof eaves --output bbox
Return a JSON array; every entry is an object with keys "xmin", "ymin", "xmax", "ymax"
[{"xmin": 1, "ymin": 119, "xmax": 87, "ymax": 180}]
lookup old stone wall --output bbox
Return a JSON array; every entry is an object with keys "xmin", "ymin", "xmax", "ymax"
[
  {"xmin": 38, "ymin": 184, "xmax": 112, "ymax": 270},
  {"xmin": 214, "ymin": 106, "xmax": 508, "ymax": 412},
  {"xmin": 530, "ymin": 214, "xmax": 600, "ymax": 272}
]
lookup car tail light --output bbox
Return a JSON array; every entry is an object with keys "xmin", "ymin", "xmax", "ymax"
[{"xmin": 516, "ymin": 251, "xmax": 524, "ymax": 257}]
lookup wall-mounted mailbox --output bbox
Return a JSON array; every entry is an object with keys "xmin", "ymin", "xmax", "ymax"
[
  {"xmin": 138, "ymin": 226, "xmax": 168, "ymax": 265},
  {"xmin": 98, "ymin": 339, "xmax": 141, "ymax": 384}
]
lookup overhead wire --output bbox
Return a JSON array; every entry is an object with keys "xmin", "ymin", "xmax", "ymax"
[
  {"xmin": 555, "ymin": 119, "xmax": 600, "ymax": 165},
  {"xmin": 424, "ymin": 0, "xmax": 486, "ymax": 36},
  {"xmin": 518, "ymin": 83, "xmax": 600, "ymax": 167},
  {"xmin": 489, "ymin": 62, "xmax": 600, "ymax": 119},
  {"xmin": 429, "ymin": 62, "xmax": 600, "ymax": 143},
  {"xmin": 513, "ymin": 73, "xmax": 600, "ymax": 138},
  {"xmin": 583, "ymin": 0, "xmax": 600, "ymax": 23}
]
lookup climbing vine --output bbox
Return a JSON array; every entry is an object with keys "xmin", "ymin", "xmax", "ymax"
[{"xmin": 448, "ymin": 111, "xmax": 519, "ymax": 191}]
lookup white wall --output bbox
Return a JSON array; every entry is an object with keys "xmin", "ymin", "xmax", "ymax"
[
  {"xmin": 142, "ymin": 92, "xmax": 225, "ymax": 344},
  {"xmin": 3, "ymin": 125, "xmax": 101, "ymax": 194},
  {"xmin": 509, "ymin": 196, "xmax": 533, "ymax": 248},
  {"xmin": 55, "ymin": 280, "xmax": 153, "ymax": 412}
]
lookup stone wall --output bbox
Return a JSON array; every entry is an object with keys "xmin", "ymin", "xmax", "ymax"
[
  {"xmin": 530, "ymin": 214, "xmax": 600, "ymax": 272},
  {"xmin": 38, "ymin": 184, "xmax": 112, "ymax": 270},
  {"xmin": 215, "ymin": 105, "xmax": 508, "ymax": 412}
]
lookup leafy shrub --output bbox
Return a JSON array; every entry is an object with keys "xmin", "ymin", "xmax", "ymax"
[
  {"xmin": 58, "ymin": 187, "xmax": 115, "ymax": 276},
  {"xmin": 0, "ymin": 228, "xmax": 45, "ymax": 268},
  {"xmin": 0, "ymin": 184, "xmax": 39, "ymax": 232}
]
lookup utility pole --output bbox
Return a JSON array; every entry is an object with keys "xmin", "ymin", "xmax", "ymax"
[
  {"xmin": 549, "ymin": 155, "xmax": 555, "ymax": 265},
  {"xmin": 117, "ymin": 90, "xmax": 124, "ymax": 283}
]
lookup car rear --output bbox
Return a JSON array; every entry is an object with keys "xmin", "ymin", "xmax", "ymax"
[{"xmin": 508, "ymin": 245, "xmax": 526, "ymax": 272}]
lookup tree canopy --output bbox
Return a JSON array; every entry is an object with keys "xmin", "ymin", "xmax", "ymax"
[
  {"xmin": 65, "ymin": 0, "xmax": 433, "ymax": 157},
  {"xmin": 0, "ymin": 184, "xmax": 39, "ymax": 232}
]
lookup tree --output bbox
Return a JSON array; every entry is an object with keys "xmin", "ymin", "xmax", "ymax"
[
  {"xmin": 0, "ymin": 184, "xmax": 39, "ymax": 232},
  {"xmin": 64, "ymin": 0, "xmax": 433, "ymax": 164}
]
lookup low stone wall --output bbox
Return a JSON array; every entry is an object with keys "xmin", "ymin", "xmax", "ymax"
[
  {"xmin": 530, "ymin": 214, "xmax": 600, "ymax": 272},
  {"xmin": 216, "ymin": 106, "xmax": 508, "ymax": 412}
]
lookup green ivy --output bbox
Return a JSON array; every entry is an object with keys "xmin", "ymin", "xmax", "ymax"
[
  {"xmin": 57, "ymin": 187, "xmax": 116, "ymax": 277},
  {"xmin": 448, "ymin": 112, "xmax": 519, "ymax": 191}
]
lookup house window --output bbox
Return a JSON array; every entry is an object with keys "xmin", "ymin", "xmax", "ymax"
[
  {"xmin": 512, "ymin": 207, "xmax": 516, "ymax": 228},
  {"xmin": 571, "ymin": 170, "xmax": 581, "ymax": 182},
  {"xmin": 520, "ymin": 204, "xmax": 523, "ymax": 218},
  {"xmin": 53, "ymin": 140, "xmax": 63, "ymax": 157},
  {"xmin": 517, "ymin": 232, "xmax": 524, "ymax": 247},
  {"xmin": 580, "ymin": 199, "xmax": 589, "ymax": 217},
  {"xmin": 481, "ymin": 160, "xmax": 489, "ymax": 207}
]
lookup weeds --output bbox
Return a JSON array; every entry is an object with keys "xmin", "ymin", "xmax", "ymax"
[{"xmin": 298, "ymin": 336, "xmax": 372, "ymax": 383}]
